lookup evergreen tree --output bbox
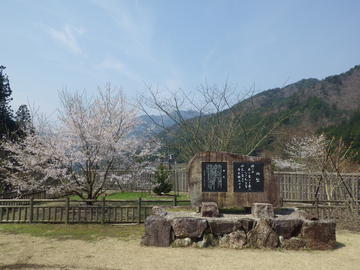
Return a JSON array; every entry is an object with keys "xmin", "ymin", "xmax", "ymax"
[
  {"xmin": 152, "ymin": 163, "xmax": 172, "ymax": 195},
  {"xmin": 0, "ymin": 66, "xmax": 17, "ymax": 193},
  {"xmin": 0, "ymin": 66, "xmax": 16, "ymax": 139},
  {"xmin": 15, "ymin": 104, "xmax": 33, "ymax": 136}
]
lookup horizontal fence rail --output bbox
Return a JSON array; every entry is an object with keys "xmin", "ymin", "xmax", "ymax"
[{"xmin": 0, "ymin": 197, "xmax": 190, "ymax": 224}]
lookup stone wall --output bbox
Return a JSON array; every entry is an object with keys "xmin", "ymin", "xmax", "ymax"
[{"xmin": 141, "ymin": 209, "xmax": 336, "ymax": 250}]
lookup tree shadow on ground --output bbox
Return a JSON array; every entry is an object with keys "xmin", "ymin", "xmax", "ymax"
[{"xmin": 334, "ymin": 242, "xmax": 346, "ymax": 249}]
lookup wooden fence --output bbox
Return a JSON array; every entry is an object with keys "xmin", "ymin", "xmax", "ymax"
[
  {"xmin": 0, "ymin": 197, "xmax": 190, "ymax": 224},
  {"xmin": 276, "ymin": 171, "xmax": 360, "ymax": 202},
  {"xmin": 2, "ymin": 171, "xmax": 359, "ymax": 202},
  {"xmin": 164, "ymin": 170, "xmax": 360, "ymax": 202}
]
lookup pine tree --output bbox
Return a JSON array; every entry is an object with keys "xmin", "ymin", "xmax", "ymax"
[
  {"xmin": 0, "ymin": 66, "xmax": 17, "ymax": 193},
  {"xmin": 0, "ymin": 66, "xmax": 16, "ymax": 139},
  {"xmin": 15, "ymin": 104, "xmax": 33, "ymax": 136}
]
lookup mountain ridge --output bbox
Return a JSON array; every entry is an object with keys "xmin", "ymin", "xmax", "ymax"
[{"xmin": 162, "ymin": 64, "xmax": 360, "ymax": 161}]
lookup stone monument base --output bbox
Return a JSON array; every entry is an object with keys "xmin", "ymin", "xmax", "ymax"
[{"xmin": 141, "ymin": 207, "xmax": 336, "ymax": 250}]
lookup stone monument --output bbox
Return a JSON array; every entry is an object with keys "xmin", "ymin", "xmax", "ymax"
[{"xmin": 187, "ymin": 151, "xmax": 280, "ymax": 208}]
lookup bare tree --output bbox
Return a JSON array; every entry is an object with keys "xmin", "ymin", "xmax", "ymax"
[{"xmin": 138, "ymin": 82, "xmax": 283, "ymax": 160}]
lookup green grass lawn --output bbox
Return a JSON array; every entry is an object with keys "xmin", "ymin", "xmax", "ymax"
[{"xmin": 0, "ymin": 223, "xmax": 144, "ymax": 241}]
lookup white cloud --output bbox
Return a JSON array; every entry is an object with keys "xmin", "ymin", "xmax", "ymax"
[
  {"xmin": 48, "ymin": 24, "xmax": 84, "ymax": 54},
  {"xmin": 97, "ymin": 58, "xmax": 141, "ymax": 82}
]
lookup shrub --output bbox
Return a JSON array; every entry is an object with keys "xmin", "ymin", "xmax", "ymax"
[{"xmin": 152, "ymin": 164, "xmax": 172, "ymax": 195}]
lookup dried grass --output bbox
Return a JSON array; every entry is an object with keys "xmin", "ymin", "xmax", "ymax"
[{"xmin": 0, "ymin": 229, "xmax": 359, "ymax": 270}]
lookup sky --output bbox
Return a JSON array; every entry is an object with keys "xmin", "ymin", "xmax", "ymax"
[{"xmin": 1, "ymin": 0, "xmax": 360, "ymax": 117}]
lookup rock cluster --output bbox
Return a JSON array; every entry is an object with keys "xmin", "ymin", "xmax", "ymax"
[{"xmin": 140, "ymin": 209, "xmax": 336, "ymax": 250}]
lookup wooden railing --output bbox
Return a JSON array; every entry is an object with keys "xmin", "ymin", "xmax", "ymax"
[{"xmin": 0, "ymin": 197, "xmax": 191, "ymax": 224}]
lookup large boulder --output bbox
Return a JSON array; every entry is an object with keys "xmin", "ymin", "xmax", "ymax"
[
  {"xmin": 201, "ymin": 202, "xmax": 220, "ymax": 217},
  {"xmin": 207, "ymin": 219, "xmax": 241, "ymax": 236},
  {"xmin": 247, "ymin": 219, "xmax": 279, "ymax": 248},
  {"xmin": 251, "ymin": 203, "xmax": 274, "ymax": 218},
  {"xmin": 207, "ymin": 218, "xmax": 256, "ymax": 236},
  {"xmin": 170, "ymin": 217, "xmax": 208, "ymax": 239},
  {"xmin": 301, "ymin": 220, "xmax": 336, "ymax": 249},
  {"xmin": 219, "ymin": 230, "xmax": 247, "ymax": 249},
  {"xmin": 141, "ymin": 215, "xmax": 172, "ymax": 247},
  {"xmin": 270, "ymin": 218, "xmax": 303, "ymax": 239}
]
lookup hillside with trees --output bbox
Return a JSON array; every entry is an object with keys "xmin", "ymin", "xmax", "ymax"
[{"xmin": 144, "ymin": 65, "xmax": 360, "ymax": 162}]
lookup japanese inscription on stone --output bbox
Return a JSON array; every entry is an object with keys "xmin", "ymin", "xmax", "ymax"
[
  {"xmin": 202, "ymin": 162, "xmax": 227, "ymax": 192},
  {"xmin": 233, "ymin": 162, "xmax": 264, "ymax": 192}
]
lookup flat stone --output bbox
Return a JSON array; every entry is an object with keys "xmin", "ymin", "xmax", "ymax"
[
  {"xmin": 201, "ymin": 202, "xmax": 220, "ymax": 217},
  {"xmin": 288, "ymin": 209, "xmax": 316, "ymax": 220},
  {"xmin": 247, "ymin": 219, "xmax": 279, "ymax": 248},
  {"xmin": 207, "ymin": 219, "xmax": 241, "ymax": 236},
  {"xmin": 301, "ymin": 220, "xmax": 336, "ymax": 249},
  {"xmin": 170, "ymin": 217, "xmax": 208, "ymax": 239},
  {"xmin": 270, "ymin": 218, "xmax": 303, "ymax": 239},
  {"xmin": 251, "ymin": 203, "xmax": 275, "ymax": 218},
  {"xmin": 141, "ymin": 215, "xmax": 172, "ymax": 247}
]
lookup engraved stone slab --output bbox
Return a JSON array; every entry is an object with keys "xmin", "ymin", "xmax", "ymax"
[
  {"xmin": 202, "ymin": 162, "xmax": 227, "ymax": 192},
  {"xmin": 233, "ymin": 162, "xmax": 264, "ymax": 192},
  {"xmin": 187, "ymin": 151, "xmax": 280, "ymax": 208}
]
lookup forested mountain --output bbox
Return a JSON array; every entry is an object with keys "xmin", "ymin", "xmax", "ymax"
[
  {"xmin": 232, "ymin": 65, "xmax": 360, "ymax": 155},
  {"xmin": 161, "ymin": 65, "xmax": 360, "ymax": 161}
]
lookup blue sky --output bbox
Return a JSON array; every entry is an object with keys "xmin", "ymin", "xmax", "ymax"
[{"xmin": 1, "ymin": 0, "xmax": 360, "ymax": 116}]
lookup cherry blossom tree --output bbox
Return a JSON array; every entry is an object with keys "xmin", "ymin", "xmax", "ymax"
[
  {"xmin": 274, "ymin": 134, "xmax": 328, "ymax": 171},
  {"xmin": 1, "ymin": 86, "xmax": 158, "ymax": 200},
  {"xmin": 274, "ymin": 134, "xmax": 354, "ymax": 202}
]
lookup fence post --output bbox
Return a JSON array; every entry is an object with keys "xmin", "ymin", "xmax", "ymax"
[
  {"xmin": 101, "ymin": 197, "xmax": 106, "ymax": 224},
  {"xmin": 29, "ymin": 197, "xmax": 33, "ymax": 223},
  {"xmin": 138, "ymin": 197, "xmax": 142, "ymax": 224},
  {"xmin": 173, "ymin": 195, "xmax": 177, "ymax": 207},
  {"xmin": 65, "ymin": 197, "xmax": 69, "ymax": 224},
  {"xmin": 315, "ymin": 198, "xmax": 319, "ymax": 219}
]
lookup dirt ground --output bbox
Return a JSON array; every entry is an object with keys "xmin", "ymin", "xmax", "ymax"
[{"xmin": 0, "ymin": 230, "xmax": 360, "ymax": 270}]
